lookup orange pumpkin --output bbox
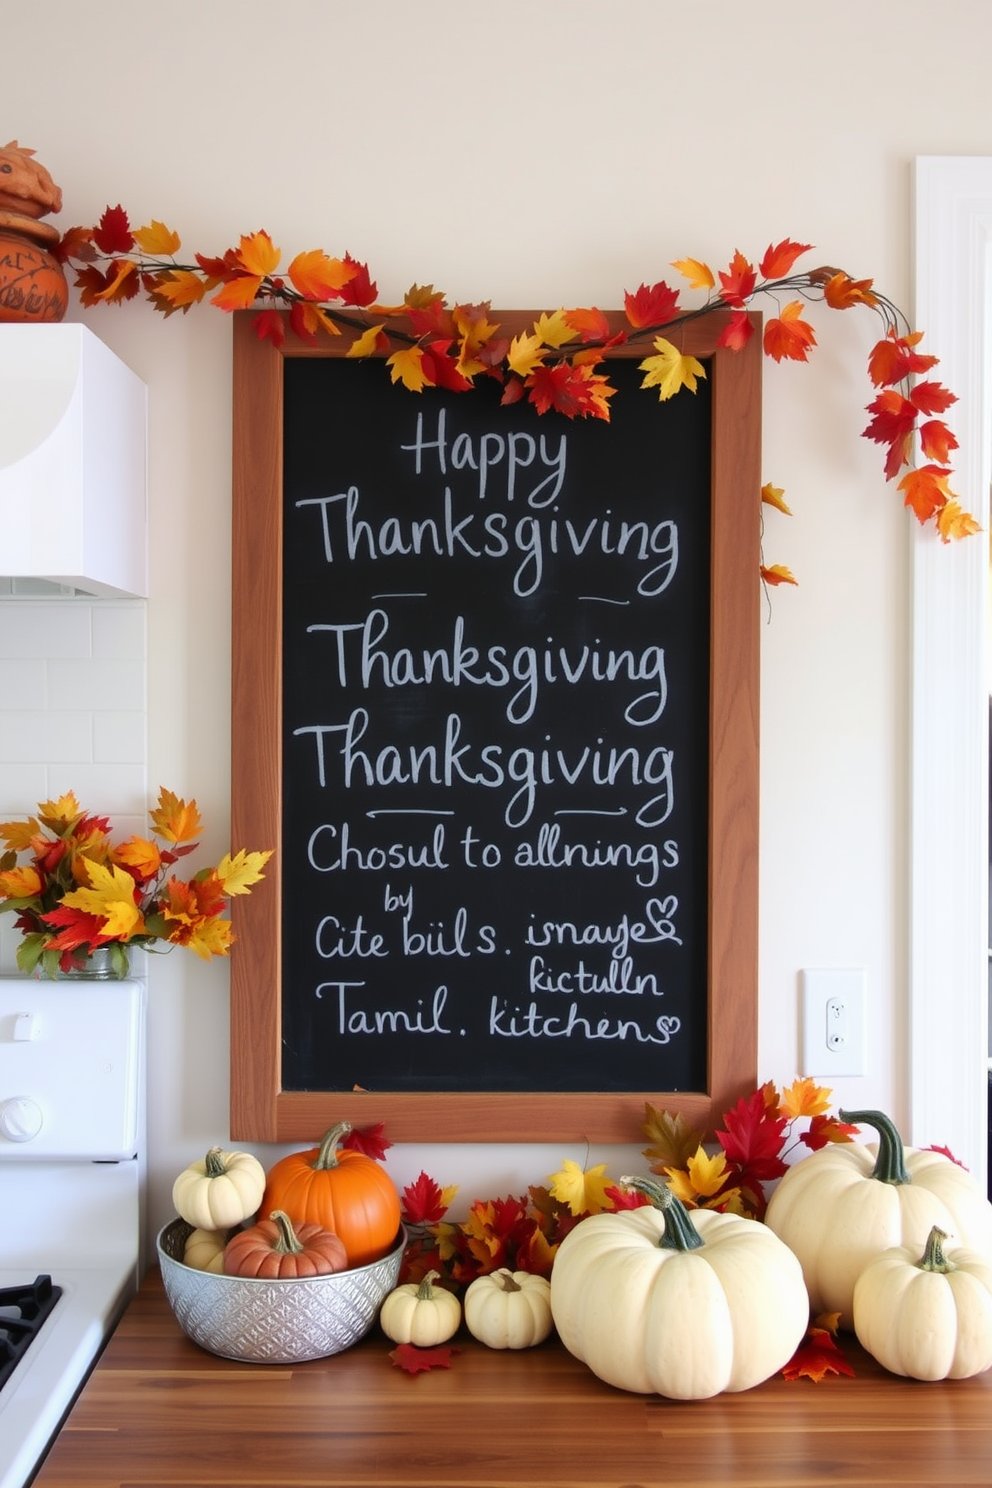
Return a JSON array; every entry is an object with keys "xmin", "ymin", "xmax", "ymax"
[
  {"xmin": 223, "ymin": 1209, "xmax": 348, "ymax": 1279},
  {"xmin": 261, "ymin": 1122, "xmax": 401, "ymax": 1268}
]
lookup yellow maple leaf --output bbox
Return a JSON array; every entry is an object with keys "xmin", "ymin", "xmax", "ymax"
[
  {"xmin": 0, "ymin": 816, "xmax": 40, "ymax": 851},
  {"xmin": 235, "ymin": 230, "xmax": 281, "ymax": 277},
  {"xmin": 642, "ymin": 1102, "xmax": 703, "ymax": 1170},
  {"xmin": 507, "ymin": 330, "xmax": 547, "ymax": 379},
  {"xmin": 548, "ymin": 1159, "xmax": 614, "ymax": 1216},
  {"xmin": 60, "ymin": 861, "xmax": 145, "ymax": 939},
  {"xmin": 672, "ymin": 257, "xmax": 715, "ymax": 291},
  {"xmin": 533, "ymin": 310, "xmax": 578, "ymax": 350},
  {"xmin": 346, "ymin": 324, "xmax": 389, "ymax": 358},
  {"xmin": 287, "ymin": 249, "xmax": 357, "ymax": 301},
  {"xmin": 179, "ymin": 914, "xmax": 236, "ymax": 960},
  {"xmin": 936, "ymin": 499, "xmax": 982, "ymax": 542},
  {"xmin": 149, "ymin": 788, "xmax": 202, "ymax": 846},
  {"xmin": 37, "ymin": 793, "xmax": 84, "ymax": 832},
  {"xmin": 133, "ymin": 220, "xmax": 181, "ymax": 256},
  {"xmin": 216, "ymin": 848, "xmax": 273, "ymax": 895},
  {"xmin": 452, "ymin": 302, "xmax": 499, "ymax": 351},
  {"xmin": 683, "ymin": 1146, "xmax": 733, "ymax": 1198},
  {"xmin": 779, "ymin": 1076, "xmax": 832, "ymax": 1121},
  {"xmin": 639, "ymin": 337, "xmax": 706, "ymax": 400},
  {"xmin": 387, "ymin": 346, "xmax": 429, "ymax": 392},
  {"xmin": 151, "ymin": 270, "xmax": 207, "ymax": 311},
  {"xmin": 761, "ymin": 482, "xmax": 792, "ymax": 515}
]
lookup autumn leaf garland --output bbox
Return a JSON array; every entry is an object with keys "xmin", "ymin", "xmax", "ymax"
[{"xmin": 56, "ymin": 212, "xmax": 980, "ymax": 549}]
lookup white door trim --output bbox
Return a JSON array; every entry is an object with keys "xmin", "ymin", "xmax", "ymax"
[{"xmin": 912, "ymin": 157, "xmax": 991, "ymax": 1174}]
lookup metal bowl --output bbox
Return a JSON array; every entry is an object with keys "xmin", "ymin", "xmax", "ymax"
[{"xmin": 157, "ymin": 1217, "xmax": 405, "ymax": 1363}]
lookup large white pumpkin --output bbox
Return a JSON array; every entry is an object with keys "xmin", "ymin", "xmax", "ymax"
[
  {"xmin": 765, "ymin": 1108, "xmax": 992, "ymax": 1329},
  {"xmin": 550, "ymin": 1176, "xmax": 810, "ymax": 1399}
]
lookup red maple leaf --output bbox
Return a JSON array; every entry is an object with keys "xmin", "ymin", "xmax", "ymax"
[
  {"xmin": 603, "ymin": 1183, "xmax": 650, "ymax": 1210},
  {"xmin": 335, "ymin": 254, "xmax": 377, "ymax": 307},
  {"xmin": 389, "ymin": 1343, "xmax": 460, "ymax": 1375},
  {"xmin": 716, "ymin": 310, "xmax": 754, "ymax": 352},
  {"xmin": 623, "ymin": 280, "xmax": 680, "ymax": 329},
  {"xmin": 862, "ymin": 389, "xmax": 917, "ymax": 447},
  {"xmin": 526, "ymin": 361, "xmax": 608, "ymax": 419},
  {"xmin": 407, "ymin": 299, "xmax": 455, "ymax": 339},
  {"xmin": 924, "ymin": 1143, "xmax": 968, "ymax": 1168},
  {"xmin": 342, "ymin": 1122, "xmax": 392, "ymax": 1160},
  {"xmin": 92, "ymin": 204, "xmax": 135, "ymax": 256},
  {"xmin": 910, "ymin": 380, "xmax": 958, "ymax": 417},
  {"xmin": 252, "ymin": 309, "xmax": 285, "ymax": 348},
  {"xmin": 801, "ymin": 1114, "xmax": 859, "ymax": 1151},
  {"xmin": 401, "ymin": 1171, "xmax": 452, "ymax": 1226},
  {"xmin": 420, "ymin": 340, "xmax": 474, "ymax": 393},
  {"xmin": 717, "ymin": 1089, "xmax": 788, "ymax": 1183},
  {"xmin": 718, "ymin": 250, "xmax": 757, "ymax": 308},
  {"xmin": 918, "ymin": 419, "xmax": 959, "ymax": 464},
  {"xmin": 763, "ymin": 304, "xmax": 817, "ymax": 363},
  {"xmin": 782, "ymin": 1326, "xmax": 856, "ymax": 1383},
  {"xmin": 867, "ymin": 332, "xmax": 939, "ymax": 388}
]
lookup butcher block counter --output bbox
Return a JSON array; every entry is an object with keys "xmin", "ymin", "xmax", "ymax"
[{"xmin": 32, "ymin": 1266, "xmax": 992, "ymax": 1488}]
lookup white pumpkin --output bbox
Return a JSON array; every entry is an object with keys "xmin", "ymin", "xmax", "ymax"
[
  {"xmin": 464, "ymin": 1268, "xmax": 553, "ymax": 1349},
  {"xmin": 172, "ymin": 1146, "xmax": 266, "ymax": 1230},
  {"xmin": 380, "ymin": 1270, "xmax": 462, "ymax": 1347},
  {"xmin": 182, "ymin": 1226, "xmax": 228, "ymax": 1274},
  {"xmin": 550, "ymin": 1176, "xmax": 810, "ymax": 1399},
  {"xmin": 853, "ymin": 1225, "xmax": 992, "ymax": 1380},
  {"xmin": 765, "ymin": 1108, "xmax": 992, "ymax": 1329}
]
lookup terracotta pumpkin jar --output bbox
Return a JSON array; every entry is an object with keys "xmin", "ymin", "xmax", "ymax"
[{"xmin": 0, "ymin": 140, "xmax": 68, "ymax": 324}]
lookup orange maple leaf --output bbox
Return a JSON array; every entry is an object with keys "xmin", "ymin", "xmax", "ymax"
[
  {"xmin": 149, "ymin": 270, "xmax": 207, "ymax": 313},
  {"xmin": 761, "ymin": 564, "xmax": 798, "ymax": 587},
  {"xmin": 822, "ymin": 271, "xmax": 878, "ymax": 310},
  {"xmin": 94, "ymin": 259, "xmax": 139, "ymax": 304},
  {"xmin": 565, "ymin": 306, "xmax": 613, "ymax": 343},
  {"xmin": 211, "ymin": 275, "xmax": 265, "ymax": 312},
  {"xmin": 287, "ymin": 249, "xmax": 357, "ymax": 301},
  {"xmin": 918, "ymin": 419, "xmax": 959, "ymax": 464},
  {"xmin": 235, "ymin": 229, "xmax": 281, "ymax": 278},
  {"xmin": 763, "ymin": 302, "xmax": 817, "ymax": 363},
  {"xmin": 867, "ymin": 329, "xmax": 939, "ymax": 387},
  {"xmin": 779, "ymin": 1076, "xmax": 832, "ymax": 1120},
  {"xmin": 346, "ymin": 324, "xmax": 390, "ymax": 358},
  {"xmin": 898, "ymin": 464, "xmax": 956, "ymax": 523},
  {"xmin": 910, "ymin": 380, "xmax": 957, "ymax": 417},
  {"xmin": 759, "ymin": 239, "xmax": 813, "ymax": 279},
  {"xmin": 149, "ymin": 788, "xmax": 202, "ymax": 847}
]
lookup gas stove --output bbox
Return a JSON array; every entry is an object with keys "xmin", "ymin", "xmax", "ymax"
[{"xmin": 0, "ymin": 979, "xmax": 144, "ymax": 1488}]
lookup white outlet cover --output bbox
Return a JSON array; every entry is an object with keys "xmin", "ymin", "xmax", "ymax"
[{"xmin": 800, "ymin": 968, "xmax": 866, "ymax": 1077}]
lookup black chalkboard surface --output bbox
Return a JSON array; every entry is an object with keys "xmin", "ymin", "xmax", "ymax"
[{"xmin": 230, "ymin": 309, "xmax": 760, "ymax": 1144}]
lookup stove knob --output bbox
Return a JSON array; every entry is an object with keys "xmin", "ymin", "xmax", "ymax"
[{"xmin": 0, "ymin": 1096, "xmax": 43, "ymax": 1142}]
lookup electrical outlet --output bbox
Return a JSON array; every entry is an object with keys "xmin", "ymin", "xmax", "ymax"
[{"xmin": 800, "ymin": 968, "xmax": 866, "ymax": 1077}]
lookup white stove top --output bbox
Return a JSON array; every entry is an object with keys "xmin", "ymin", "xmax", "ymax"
[{"xmin": 0, "ymin": 979, "xmax": 145, "ymax": 1488}]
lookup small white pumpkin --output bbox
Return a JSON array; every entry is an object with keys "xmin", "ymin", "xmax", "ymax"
[
  {"xmin": 853, "ymin": 1225, "xmax": 992, "ymax": 1380},
  {"xmin": 182, "ymin": 1226, "xmax": 228, "ymax": 1274},
  {"xmin": 380, "ymin": 1270, "xmax": 462, "ymax": 1347},
  {"xmin": 172, "ymin": 1146, "xmax": 266, "ymax": 1230},
  {"xmin": 464, "ymin": 1268, "xmax": 553, "ymax": 1349},
  {"xmin": 550, "ymin": 1175, "xmax": 810, "ymax": 1399},
  {"xmin": 765, "ymin": 1108, "xmax": 992, "ymax": 1329}
]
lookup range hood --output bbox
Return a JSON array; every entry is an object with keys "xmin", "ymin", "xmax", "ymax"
[{"xmin": 0, "ymin": 323, "xmax": 147, "ymax": 599}]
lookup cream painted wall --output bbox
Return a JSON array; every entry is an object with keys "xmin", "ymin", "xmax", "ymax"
[{"xmin": 5, "ymin": 0, "xmax": 992, "ymax": 1245}]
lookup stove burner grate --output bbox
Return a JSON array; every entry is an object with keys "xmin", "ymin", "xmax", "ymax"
[{"xmin": 0, "ymin": 1275, "xmax": 63, "ymax": 1393}]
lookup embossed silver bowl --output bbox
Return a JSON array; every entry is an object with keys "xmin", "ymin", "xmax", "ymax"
[{"xmin": 157, "ymin": 1217, "xmax": 405, "ymax": 1363}]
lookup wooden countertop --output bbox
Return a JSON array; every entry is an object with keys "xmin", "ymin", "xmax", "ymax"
[{"xmin": 32, "ymin": 1266, "xmax": 992, "ymax": 1488}]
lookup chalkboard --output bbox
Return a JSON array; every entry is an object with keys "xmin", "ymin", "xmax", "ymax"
[{"xmin": 230, "ymin": 309, "xmax": 760, "ymax": 1145}]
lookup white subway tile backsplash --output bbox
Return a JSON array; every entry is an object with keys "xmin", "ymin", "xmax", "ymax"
[
  {"xmin": 0, "ymin": 659, "xmax": 47, "ymax": 709},
  {"xmin": 93, "ymin": 710, "xmax": 146, "ymax": 764},
  {"xmin": 48, "ymin": 658, "xmax": 145, "ymax": 711},
  {"xmin": 0, "ymin": 601, "xmax": 93, "ymax": 660},
  {"xmin": 45, "ymin": 764, "xmax": 147, "ymax": 816},
  {"xmin": 0, "ymin": 764, "xmax": 48, "ymax": 814}
]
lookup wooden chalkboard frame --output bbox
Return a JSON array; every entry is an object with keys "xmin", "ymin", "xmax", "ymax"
[{"xmin": 230, "ymin": 308, "xmax": 761, "ymax": 1145}]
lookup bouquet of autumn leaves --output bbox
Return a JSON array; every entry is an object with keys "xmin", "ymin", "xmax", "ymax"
[
  {"xmin": 399, "ymin": 1077, "xmax": 855, "ymax": 1290},
  {"xmin": 0, "ymin": 788, "xmax": 272, "ymax": 979}
]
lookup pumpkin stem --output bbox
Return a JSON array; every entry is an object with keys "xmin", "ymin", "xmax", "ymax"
[
  {"xmin": 838, "ymin": 1109, "xmax": 912, "ymax": 1185},
  {"xmin": 417, "ymin": 1269, "xmax": 442, "ymax": 1300},
  {"xmin": 203, "ymin": 1146, "xmax": 229, "ymax": 1178},
  {"xmin": 269, "ymin": 1210, "xmax": 306, "ymax": 1255},
  {"xmin": 917, "ymin": 1225, "xmax": 956, "ymax": 1274},
  {"xmin": 619, "ymin": 1174, "xmax": 705, "ymax": 1252},
  {"xmin": 494, "ymin": 1269, "xmax": 522, "ymax": 1292},
  {"xmin": 312, "ymin": 1121, "xmax": 353, "ymax": 1171}
]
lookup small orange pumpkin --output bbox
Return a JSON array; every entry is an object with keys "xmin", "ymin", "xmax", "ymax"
[
  {"xmin": 222, "ymin": 1209, "xmax": 348, "ymax": 1279},
  {"xmin": 260, "ymin": 1121, "xmax": 401, "ymax": 1269}
]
